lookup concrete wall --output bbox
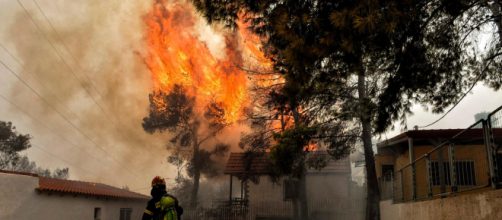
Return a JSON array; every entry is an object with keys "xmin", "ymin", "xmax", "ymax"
[
  {"xmin": 0, "ymin": 172, "xmax": 147, "ymax": 220},
  {"xmin": 248, "ymin": 176, "xmax": 294, "ymax": 219},
  {"xmin": 380, "ymin": 188, "xmax": 502, "ymax": 220},
  {"xmin": 246, "ymin": 173, "xmax": 352, "ymax": 220}
]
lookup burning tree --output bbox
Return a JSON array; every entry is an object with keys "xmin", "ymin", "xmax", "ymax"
[
  {"xmin": 143, "ymin": 84, "xmax": 230, "ymax": 207},
  {"xmin": 193, "ymin": 0, "xmax": 502, "ymax": 219}
]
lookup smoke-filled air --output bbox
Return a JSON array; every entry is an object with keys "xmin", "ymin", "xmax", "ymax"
[
  {"xmin": 7, "ymin": 0, "xmax": 499, "ymax": 219},
  {"xmin": 0, "ymin": 0, "xmax": 271, "ymax": 194}
]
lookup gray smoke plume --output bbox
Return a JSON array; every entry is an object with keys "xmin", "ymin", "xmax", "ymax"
[
  {"xmin": 1, "ymin": 0, "xmax": 176, "ymax": 191},
  {"xmin": 0, "ymin": 0, "xmax": 249, "ymax": 194}
]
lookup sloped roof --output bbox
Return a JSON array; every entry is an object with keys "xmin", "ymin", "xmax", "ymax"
[
  {"xmin": 0, "ymin": 169, "xmax": 148, "ymax": 200},
  {"xmin": 0, "ymin": 169, "xmax": 39, "ymax": 177},
  {"xmin": 224, "ymin": 152, "xmax": 272, "ymax": 175},
  {"xmin": 224, "ymin": 152, "xmax": 350, "ymax": 175},
  {"xmin": 37, "ymin": 177, "xmax": 149, "ymax": 200}
]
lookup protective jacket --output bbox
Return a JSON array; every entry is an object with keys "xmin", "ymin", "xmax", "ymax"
[{"xmin": 142, "ymin": 193, "xmax": 183, "ymax": 220}]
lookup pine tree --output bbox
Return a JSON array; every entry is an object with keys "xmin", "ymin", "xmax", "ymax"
[
  {"xmin": 192, "ymin": 0, "xmax": 502, "ymax": 218},
  {"xmin": 142, "ymin": 84, "xmax": 230, "ymax": 207}
]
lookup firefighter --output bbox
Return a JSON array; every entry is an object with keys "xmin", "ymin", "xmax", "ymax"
[{"xmin": 142, "ymin": 176, "xmax": 183, "ymax": 220}]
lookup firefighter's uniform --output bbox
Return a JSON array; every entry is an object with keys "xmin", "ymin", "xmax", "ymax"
[{"xmin": 142, "ymin": 176, "xmax": 182, "ymax": 220}]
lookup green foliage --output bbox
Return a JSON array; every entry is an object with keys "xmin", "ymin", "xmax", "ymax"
[
  {"xmin": 192, "ymin": 0, "xmax": 502, "ymax": 218},
  {"xmin": 189, "ymin": 144, "xmax": 230, "ymax": 178},
  {"xmin": 0, "ymin": 121, "xmax": 31, "ymax": 153},
  {"xmin": 143, "ymin": 84, "xmax": 231, "ymax": 206},
  {"xmin": 270, "ymin": 126, "xmax": 315, "ymax": 177},
  {"xmin": 193, "ymin": 0, "xmax": 502, "ymax": 133},
  {"xmin": 0, "ymin": 121, "xmax": 69, "ymax": 179},
  {"xmin": 143, "ymin": 84, "xmax": 196, "ymax": 135}
]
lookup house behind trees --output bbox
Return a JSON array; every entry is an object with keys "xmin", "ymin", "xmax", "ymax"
[{"xmin": 223, "ymin": 152, "xmax": 363, "ymax": 220}]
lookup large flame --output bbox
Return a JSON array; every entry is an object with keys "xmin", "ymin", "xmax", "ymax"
[{"xmin": 143, "ymin": 0, "xmax": 261, "ymax": 123}]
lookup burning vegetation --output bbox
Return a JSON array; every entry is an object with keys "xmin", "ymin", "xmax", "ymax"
[
  {"xmin": 140, "ymin": 0, "xmax": 276, "ymax": 207},
  {"xmin": 142, "ymin": 0, "xmax": 251, "ymax": 124}
]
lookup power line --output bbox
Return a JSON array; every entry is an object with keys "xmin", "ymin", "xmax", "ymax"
[
  {"xmin": 15, "ymin": 0, "xmax": 113, "ymax": 125},
  {"xmin": 29, "ymin": 143, "xmax": 145, "ymax": 190},
  {"xmin": 11, "ymin": 0, "xmax": 154, "ymax": 177},
  {"xmin": 31, "ymin": 0, "xmax": 106, "ymax": 100},
  {"xmin": 0, "ymin": 44, "xmax": 127, "ymax": 164},
  {"xmin": 0, "ymin": 93, "xmax": 109, "ymax": 166},
  {"xmin": 418, "ymin": 57, "xmax": 496, "ymax": 128},
  {"xmin": 0, "ymin": 58, "xmax": 142, "ymax": 179},
  {"xmin": 23, "ymin": 0, "xmax": 158, "ymax": 153},
  {"xmin": 1, "ymin": 43, "xmax": 155, "ymax": 165},
  {"xmin": 9, "ymin": 0, "xmax": 163, "ymax": 181},
  {"xmin": 0, "ymin": 44, "xmax": 79, "ymax": 119},
  {"xmin": 29, "ymin": 143, "xmax": 99, "ymax": 178}
]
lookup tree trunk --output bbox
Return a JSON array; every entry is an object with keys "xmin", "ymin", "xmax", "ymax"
[
  {"xmin": 357, "ymin": 67, "xmax": 380, "ymax": 220},
  {"xmin": 190, "ymin": 163, "xmax": 200, "ymax": 208},
  {"xmin": 291, "ymin": 107, "xmax": 309, "ymax": 220},
  {"xmin": 298, "ymin": 172, "xmax": 309, "ymax": 220},
  {"xmin": 190, "ymin": 129, "xmax": 200, "ymax": 208}
]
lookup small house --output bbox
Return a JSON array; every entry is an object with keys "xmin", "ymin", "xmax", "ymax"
[
  {"xmin": 223, "ymin": 151, "xmax": 355, "ymax": 220},
  {"xmin": 376, "ymin": 128, "xmax": 502, "ymax": 201},
  {"xmin": 0, "ymin": 169, "xmax": 149, "ymax": 220}
]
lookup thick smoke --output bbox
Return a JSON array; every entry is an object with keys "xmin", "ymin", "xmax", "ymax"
[
  {"xmin": 3, "ymin": 0, "xmax": 173, "ymax": 191},
  {"xmin": 2, "ymin": 0, "xmax": 251, "ymax": 194}
]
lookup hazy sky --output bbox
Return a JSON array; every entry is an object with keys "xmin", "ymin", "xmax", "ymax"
[{"xmin": 1, "ymin": 0, "xmax": 501, "ymax": 193}]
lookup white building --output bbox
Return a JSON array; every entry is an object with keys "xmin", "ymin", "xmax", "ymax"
[
  {"xmin": 0, "ymin": 169, "xmax": 149, "ymax": 220},
  {"xmin": 224, "ymin": 152, "xmax": 360, "ymax": 220}
]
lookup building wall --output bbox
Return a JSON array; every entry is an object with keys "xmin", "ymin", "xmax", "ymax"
[
  {"xmin": 377, "ymin": 143, "xmax": 490, "ymax": 201},
  {"xmin": 380, "ymin": 188, "xmax": 502, "ymax": 220},
  {"xmin": 375, "ymin": 154, "xmax": 395, "ymax": 179},
  {"xmin": 246, "ymin": 173, "xmax": 352, "ymax": 220},
  {"xmin": 0, "ymin": 172, "xmax": 147, "ymax": 220},
  {"xmin": 306, "ymin": 173, "xmax": 352, "ymax": 219},
  {"xmin": 247, "ymin": 176, "xmax": 294, "ymax": 219}
]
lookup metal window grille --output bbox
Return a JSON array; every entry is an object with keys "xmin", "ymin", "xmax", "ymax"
[{"xmin": 429, "ymin": 161, "xmax": 475, "ymax": 186}]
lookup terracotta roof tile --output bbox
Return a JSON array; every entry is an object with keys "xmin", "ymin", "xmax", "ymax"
[
  {"xmin": 224, "ymin": 152, "xmax": 350, "ymax": 175},
  {"xmin": 37, "ymin": 177, "xmax": 149, "ymax": 200},
  {"xmin": 0, "ymin": 170, "xmax": 148, "ymax": 200},
  {"xmin": 224, "ymin": 152, "xmax": 272, "ymax": 175}
]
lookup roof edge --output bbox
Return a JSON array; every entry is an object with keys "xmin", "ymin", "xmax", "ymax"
[
  {"xmin": 0, "ymin": 169, "xmax": 39, "ymax": 177},
  {"xmin": 35, "ymin": 187, "xmax": 149, "ymax": 200}
]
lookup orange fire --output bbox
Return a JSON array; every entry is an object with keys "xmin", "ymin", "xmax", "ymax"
[
  {"xmin": 304, "ymin": 142, "xmax": 318, "ymax": 152},
  {"xmin": 143, "ymin": 0, "xmax": 269, "ymax": 123}
]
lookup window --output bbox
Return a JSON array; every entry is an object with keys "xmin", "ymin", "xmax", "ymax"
[
  {"xmin": 94, "ymin": 207, "xmax": 101, "ymax": 220},
  {"xmin": 429, "ymin": 161, "xmax": 476, "ymax": 186},
  {"xmin": 120, "ymin": 208, "xmax": 132, "ymax": 220},
  {"xmin": 381, "ymin": 165, "xmax": 394, "ymax": 181}
]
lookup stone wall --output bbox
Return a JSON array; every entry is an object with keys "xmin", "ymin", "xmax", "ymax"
[{"xmin": 380, "ymin": 189, "xmax": 502, "ymax": 220}]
